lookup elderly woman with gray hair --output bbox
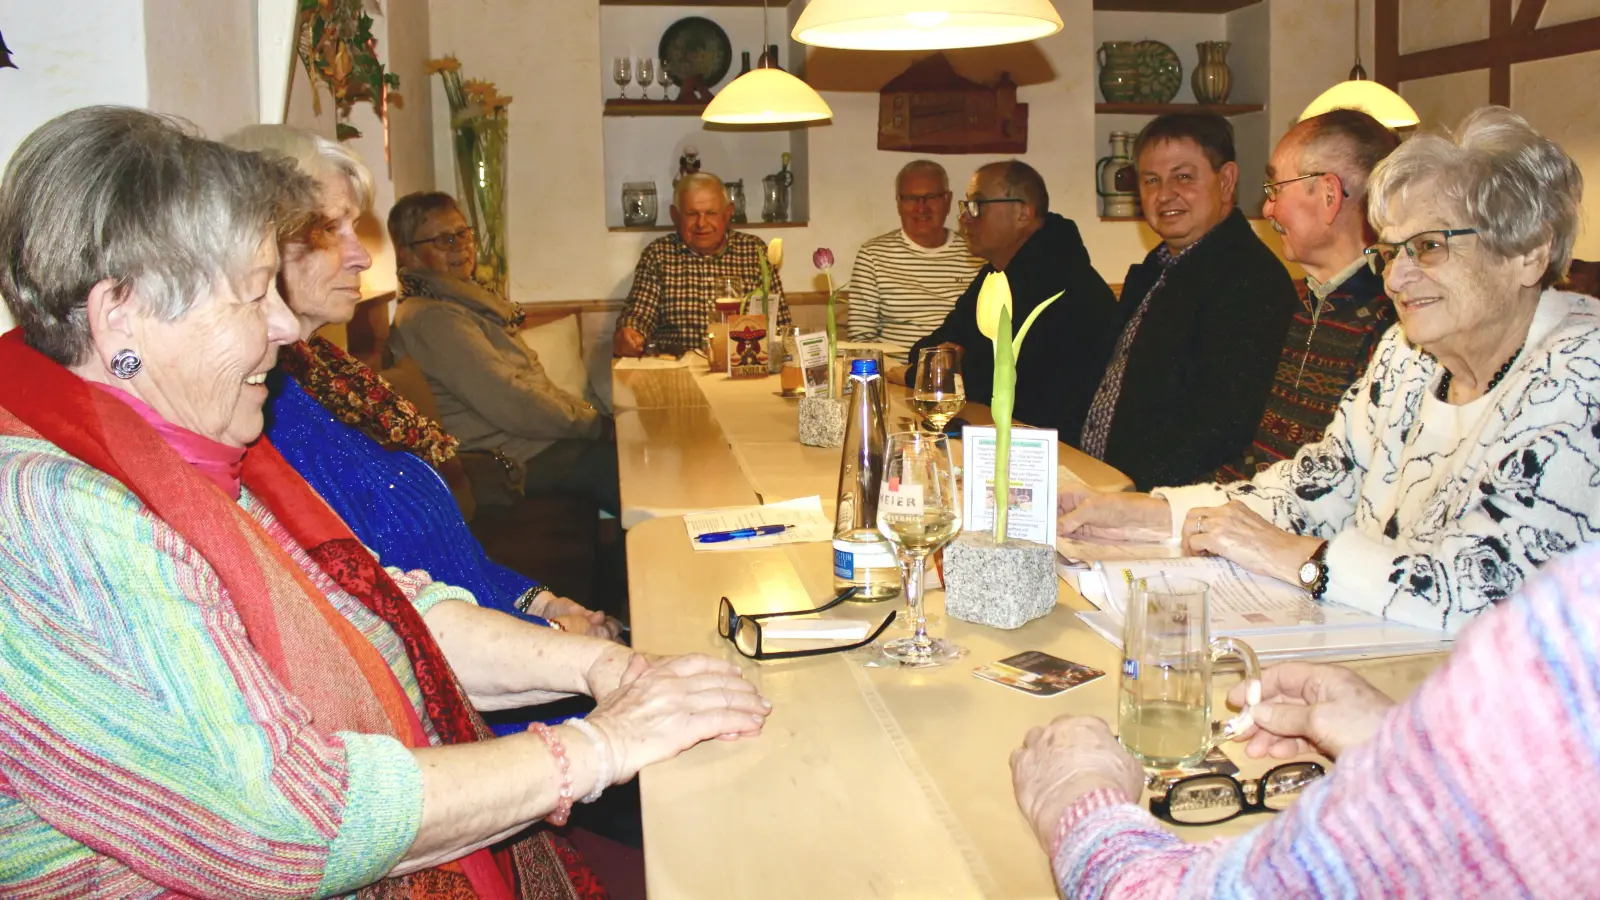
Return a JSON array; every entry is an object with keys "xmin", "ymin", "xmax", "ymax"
[
  {"xmin": 0, "ymin": 107, "xmax": 767, "ymax": 898},
  {"xmin": 1058, "ymin": 106, "xmax": 1598, "ymax": 635},
  {"xmin": 1016, "ymin": 107, "xmax": 1600, "ymax": 898}
]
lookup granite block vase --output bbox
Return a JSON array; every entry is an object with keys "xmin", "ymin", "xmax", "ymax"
[{"xmin": 943, "ymin": 531, "xmax": 1057, "ymax": 629}]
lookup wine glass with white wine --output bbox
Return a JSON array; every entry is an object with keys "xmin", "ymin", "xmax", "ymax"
[
  {"xmin": 911, "ymin": 346, "xmax": 964, "ymax": 434},
  {"xmin": 876, "ymin": 431, "xmax": 964, "ymax": 666}
]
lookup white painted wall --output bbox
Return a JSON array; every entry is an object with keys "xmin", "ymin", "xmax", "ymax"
[
  {"xmin": 0, "ymin": 1, "xmax": 150, "ymax": 333},
  {"xmin": 144, "ymin": 0, "xmax": 258, "ymax": 139}
]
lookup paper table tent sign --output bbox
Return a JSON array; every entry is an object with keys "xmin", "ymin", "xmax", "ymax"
[{"xmin": 959, "ymin": 425, "xmax": 1058, "ymax": 546}]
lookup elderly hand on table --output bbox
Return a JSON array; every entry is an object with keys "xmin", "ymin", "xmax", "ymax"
[
  {"xmin": 584, "ymin": 654, "xmax": 772, "ymax": 784},
  {"xmin": 1226, "ymin": 662, "xmax": 1395, "ymax": 761},
  {"xmin": 1182, "ymin": 502, "xmax": 1326, "ymax": 586},
  {"xmin": 529, "ymin": 590, "xmax": 625, "ymax": 641},
  {"xmin": 1057, "ymin": 483, "xmax": 1173, "ymax": 543},
  {"xmin": 1011, "ymin": 717, "xmax": 1145, "ymax": 854}
]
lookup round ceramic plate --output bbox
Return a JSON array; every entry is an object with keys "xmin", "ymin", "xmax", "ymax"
[
  {"xmin": 659, "ymin": 16, "xmax": 733, "ymax": 88},
  {"xmin": 1132, "ymin": 40, "xmax": 1182, "ymax": 104}
]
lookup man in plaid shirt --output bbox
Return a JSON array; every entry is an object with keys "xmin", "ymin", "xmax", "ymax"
[{"xmin": 613, "ymin": 173, "xmax": 791, "ymax": 356}]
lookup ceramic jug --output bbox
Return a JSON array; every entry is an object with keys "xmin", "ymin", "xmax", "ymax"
[
  {"xmin": 1192, "ymin": 41, "xmax": 1232, "ymax": 104},
  {"xmin": 1097, "ymin": 41, "xmax": 1140, "ymax": 103},
  {"xmin": 1096, "ymin": 131, "xmax": 1139, "ymax": 218}
]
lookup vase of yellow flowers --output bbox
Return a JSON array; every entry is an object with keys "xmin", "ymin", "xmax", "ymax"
[
  {"xmin": 427, "ymin": 55, "xmax": 510, "ymax": 296},
  {"xmin": 943, "ymin": 273, "xmax": 1062, "ymax": 629}
]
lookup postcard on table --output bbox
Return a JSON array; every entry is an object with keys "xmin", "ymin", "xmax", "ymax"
[
  {"xmin": 973, "ymin": 651, "xmax": 1104, "ymax": 697},
  {"xmin": 682, "ymin": 495, "xmax": 834, "ymax": 551},
  {"xmin": 960, "ymin": 425, "xmax": 1058, "ymax": 546}
]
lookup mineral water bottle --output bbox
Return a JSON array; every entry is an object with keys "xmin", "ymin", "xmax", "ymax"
[{"xmin": 833, "ymin": 359, "xmax": 900, "ymax": 601}]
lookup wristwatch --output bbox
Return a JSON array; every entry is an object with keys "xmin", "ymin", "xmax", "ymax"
[{"xmin": 1297, "ymin": 541, "xmax": 1330, "ymax": 600}]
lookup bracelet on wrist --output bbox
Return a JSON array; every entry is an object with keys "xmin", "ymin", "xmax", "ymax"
[
  {"xmin": 565, "ymin": 718, "xmax": 612, "ymax": 804},
  {"xmin": 529, "ymin": 723, "xmax": 575, "ymax": 826}
]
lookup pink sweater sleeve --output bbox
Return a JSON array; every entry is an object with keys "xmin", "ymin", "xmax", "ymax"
[{"xmin": 1053, "ymin": 548, "xmax": 1600, "ymax": 898}]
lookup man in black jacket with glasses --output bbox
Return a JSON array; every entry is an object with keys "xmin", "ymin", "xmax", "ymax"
[{"xmin": 900, "ymin": 160, "xmax": 1118, "ymax": 441}]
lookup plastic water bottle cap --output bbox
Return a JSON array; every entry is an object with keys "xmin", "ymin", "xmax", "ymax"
[{"xmin": 850, "ymin": 358, "xmax": 879, "ymax": 376}]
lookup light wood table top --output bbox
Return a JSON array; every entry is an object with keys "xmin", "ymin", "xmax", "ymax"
[{"xmin": 614, "ymin": 360, "xmax": 1446, "ymax": 899}]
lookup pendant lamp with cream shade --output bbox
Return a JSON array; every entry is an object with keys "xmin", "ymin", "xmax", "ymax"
[
  {"xmin": 792, "ymin": 0, "xmax": 1063, "ymax": 51},
  {"xmin": 702, "ymin": 0, "xmax": 833, "ymax": 124},
  {"xmin": 1300, "ymin": 1, "xmax": 1418, "ymax": 127}
]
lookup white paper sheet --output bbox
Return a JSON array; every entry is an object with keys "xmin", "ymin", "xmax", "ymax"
[
  {"xmin": 614, "ymin": 356, "xmax": 691, "ymax": 370},
  {"xmin": 682, "ymin": 495, "xmax": 835, "ymax": 551},
  {"xmin": 1069, "ymin": 556, "xmax": 1453, "ymax": 661}
]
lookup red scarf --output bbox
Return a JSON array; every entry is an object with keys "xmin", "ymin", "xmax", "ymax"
[{"xmin": 0, "ymin": 330, "xmax": 599, "ymax": 900}]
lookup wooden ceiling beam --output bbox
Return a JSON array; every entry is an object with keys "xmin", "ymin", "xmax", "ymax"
[
  {"xmin": 1511, "ymin": 0, "xmax": 1548, "ymax": 33},
  {"xmin": 1392, "ymin": 15, "xmax": 1600, "ymax": 83}
]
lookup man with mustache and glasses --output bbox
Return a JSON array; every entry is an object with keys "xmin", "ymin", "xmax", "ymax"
[
  {"xmin": 1076, "ymin": 113, "xmax": 1299, "ymax": 491},
  {"xmin": 1205, "ymin": 109, "xmax": 1399, "ymax": 483}
]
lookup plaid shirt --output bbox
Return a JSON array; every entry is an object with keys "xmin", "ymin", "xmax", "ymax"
[{"xmin": 617, "ymin": 231, "xmax": 792, "ymax": 353}]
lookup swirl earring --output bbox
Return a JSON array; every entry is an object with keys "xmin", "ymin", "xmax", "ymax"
[{"xmin": 109, "ymin": 349, "xmax": 143, "ymax": 380}]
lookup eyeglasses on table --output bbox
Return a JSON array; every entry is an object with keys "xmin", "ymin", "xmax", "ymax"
[
  {"xmin": 716, "ymin": 587, "xmax": 896, "ymax": 661},
  {"xmin": 1148, "ymin": 761, "xmax": 1326, "ymax": 826}
]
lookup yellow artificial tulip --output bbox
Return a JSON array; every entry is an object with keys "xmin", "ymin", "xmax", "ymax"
[
  {"xmin": 974, "ymin": 271, "xmax": 1060, "ymax": 358},
  {"xmin": 975, "ymin": 271, "xmax": 1012, "ymax": 342},
  {"xmin": 767, "ymin": 237, "xmax": 784, "ymax": 269}
]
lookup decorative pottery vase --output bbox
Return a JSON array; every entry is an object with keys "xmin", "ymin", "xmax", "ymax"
[
  {"xmin": 1097, "ymin": 41, "xmax": 1140, "ymax": 103},
  {"xmin": 1192, "ymin": 41, "xmax": 1233, "ymax": 104},
  {"xmin": 1096, "ymin": 131, "xmax": 1140, "ymax": 218},
  {"xmin": 1131, "ymin": 40, "xmax": 1182, "ymax": 104}
]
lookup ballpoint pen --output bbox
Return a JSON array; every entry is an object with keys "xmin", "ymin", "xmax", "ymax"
[{"xmin": 695, "ymin": 524, "xmax": 794, "ymax": 544}]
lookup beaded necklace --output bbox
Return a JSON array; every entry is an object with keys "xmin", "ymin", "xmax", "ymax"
[{"xmin": 1435, "ymin": 345, "xmax": 1522, "ymax": 402}]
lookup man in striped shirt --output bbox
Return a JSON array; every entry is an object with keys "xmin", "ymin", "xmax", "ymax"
[{"xmin": 847, "ymin": 160, "xmax": 983, "ymax": 347}]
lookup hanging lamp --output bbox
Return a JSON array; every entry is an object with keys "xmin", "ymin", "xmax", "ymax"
[
  {"xmin": 791, "ymin": 0, "xmax": 1063, "ymax": 51},
  {"xmin": 702, "ymin": 0, "xmax": 832, "ymax": 124},
  {"xmin": 1300, "ymin": 0, "xmax": 1418, "ymax": 128}
]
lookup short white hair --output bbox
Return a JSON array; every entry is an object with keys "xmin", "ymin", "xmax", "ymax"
[
  {"xmin": 895, "ymin": 159, "xmax": 949, "ymax": 195},
  {"xmin": 673, "ymin": 172, "xmax": 729, "ymax": 209},
  {"xmin": 224, "ymin": 124, "xmax": 375, "ymax": 212},
  {"xmin": 1368, "ymin": 106, "xmax": 1583, "ymax": 288}
]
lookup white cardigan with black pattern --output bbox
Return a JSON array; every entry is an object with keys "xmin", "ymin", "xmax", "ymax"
[{"xmin": 1157, "ymin": 289, "xmax": 1600, "ymax": 634}]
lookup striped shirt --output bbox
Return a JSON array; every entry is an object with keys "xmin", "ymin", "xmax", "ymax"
[
  {"xmin": 0, "ymin": 434, "xmax": 473, "ymax": 897},
  {"xmin": 1051, "ymin": 540, "xmax": 1600, "ymax": 898},
  {"xmin": 847, "ymin": 229, "xmax": 984, "ymax": 347}
]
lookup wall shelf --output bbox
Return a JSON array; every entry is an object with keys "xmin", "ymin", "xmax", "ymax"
[
  {"xmin": 1096, "ymin": 102, "xmax": 1263, "ymax": 116},
  {"xmin": 604, "ymin": 99, "xmax": 708, "ymax": 117},
  {"xmin": 608, "ymin": 221, "xmax": 808, "ymax": 233}
]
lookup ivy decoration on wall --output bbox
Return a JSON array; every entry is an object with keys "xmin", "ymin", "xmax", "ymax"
[
  {"xmin": 297, "ymin": 0, "xmax": 401, "ymax": 142},
  {"xmin": 0, "ymin": 30, "xmax": 17, "ymax": 70}
]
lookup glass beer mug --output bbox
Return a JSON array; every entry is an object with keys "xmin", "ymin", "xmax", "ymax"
[{"xmin": 1118, "ymin": 577, "xmax": 1260, "ymax": 768}]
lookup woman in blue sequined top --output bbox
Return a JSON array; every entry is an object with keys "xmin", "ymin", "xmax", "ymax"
[{"xmin": 231, "ymin": 124, "xmax": 618, "ymax": 641}]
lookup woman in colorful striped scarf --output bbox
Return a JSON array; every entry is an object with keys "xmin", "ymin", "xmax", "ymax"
[{"xmin": 0, "ymin": 106, "xmax": 768, "ymax": 899}]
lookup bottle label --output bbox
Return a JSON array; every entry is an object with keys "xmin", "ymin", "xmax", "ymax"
[
  {"xmin": 833, "ymin": 537, "xmax": 896, "ymax": 577},
  {"xmin": 833, "ymin": 547, "xmax": 853, "ymax": 579}
]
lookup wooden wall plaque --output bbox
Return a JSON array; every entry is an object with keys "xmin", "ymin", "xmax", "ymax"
[{"xmin": 878, "ymin": 54, "xmax": 1029, "ymax": 154}]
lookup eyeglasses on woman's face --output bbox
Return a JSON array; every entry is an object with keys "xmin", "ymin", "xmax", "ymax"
[
  {"xmin": 1364, "ymin": 228, "xmax": 1479, "ymax": 276},
  {"xmin": 410, "ymin": 226, "xmax": 476, "ymax": 251}
]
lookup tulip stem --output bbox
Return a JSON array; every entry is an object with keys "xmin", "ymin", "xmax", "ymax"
[
  {"xmin": 824, "ymin": 271, "xmax": 838, "ymax": 397},
  {"xmin": 992, "ymin": 304, "xmax": 1015, "ymax": 543}
]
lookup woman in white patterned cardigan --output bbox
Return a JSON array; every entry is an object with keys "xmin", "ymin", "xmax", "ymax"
[{"xmin": 1059, "ymin": 106, "xmax": 1594, "ymax": 634}]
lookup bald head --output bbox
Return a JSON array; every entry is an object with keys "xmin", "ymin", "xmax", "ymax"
[
  {"xmin": 974, "ymin": 160, "xmax": 1049, "ymax": 217},
  {"xmin": 671, "ymin": 172, "xmax": 734, "ymax": 256}
]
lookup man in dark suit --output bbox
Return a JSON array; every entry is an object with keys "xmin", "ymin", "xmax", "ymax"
[
  {"xmin": 898, "ymin": 160, "xmax": 1118, "ymax": 439},
  {"xmin": 1077, "ymin": 113, "xmax": 1298, "ymax": 490}
]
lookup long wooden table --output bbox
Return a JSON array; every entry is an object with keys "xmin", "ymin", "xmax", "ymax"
[{"xmin": 616, "ymin": 359, "xmax": 1445, "ymax": 899}]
